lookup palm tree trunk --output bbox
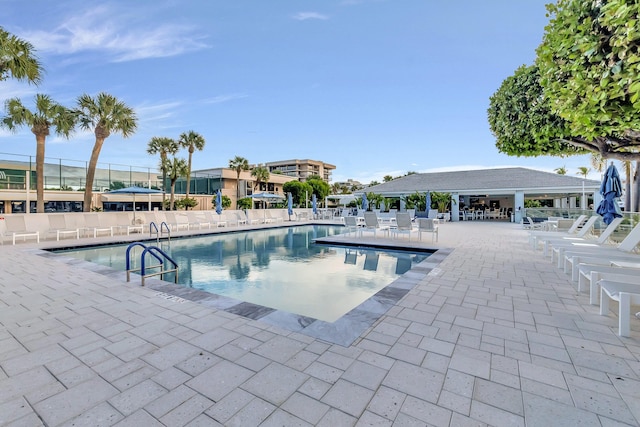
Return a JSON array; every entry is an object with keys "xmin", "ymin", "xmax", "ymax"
[
  {"xmin": 170, "ymin": 181, "xmax": 176, "ymax": 210},
  {"xmin": 35, "ymin": 133, "xmax": 45, "ymax": 213},
  {"xmin": 83, "ymin": 137, "xmax": 105, "ymax": 212},
  {"xmin": 185, "ymin": 152, "xmax": 192, "ymax": 199},
  {"xmin": 161, "ymin": 170, "xmax": 167, "ymax": 210}
]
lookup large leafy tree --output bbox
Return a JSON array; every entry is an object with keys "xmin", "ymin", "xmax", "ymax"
[
  {"xmin": 76, "ymin": 93, "xmax": 137, "ymax": 211},
  {"xmin": 147, "ymin": 136, "xmax": 179, "ymax": 210},
  {"xmin": 1, "ymin": 94, "xmax": 75, "ymax": 212},
  {"xmin": 490, "ymin": 2, "xmax": 640, "ymax": 162},
  {"xmin": 283, "ymin": 180, "xmax": 312, "ymax": 206},
  {"xmin": 0, "ymin": 27, "xmax": 43, "ymax": 85},
  {"xmin": 306, "ymin": 176, "xmax": 330, "ymax": 204},
  {"xmin": 177, "ymin": 130, "xmax": 205, "ymax": 199},
  {"xmin": 166, "ymin": 157, "xmax": 188, "ymax": 210},
  {"xmin": 537, "ymin": 0, "xmax": 640, "ymax": 157},
  {"xmin": 229, "ymin": 155, "xmax": 249, "ymax": 208},
  {"xmin": 251, "ymin": 166, "xmax": 270, "ymax": 191},
  {"xmin": 488, "ymin": 65, "xmax": 583, "ymax": 157}
]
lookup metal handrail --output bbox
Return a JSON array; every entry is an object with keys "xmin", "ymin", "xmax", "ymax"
[
  {"xmin": 125, "ymin": 242, "xmax": 178, "ymax": 286},
  {"xmin": 149, "ymin": 221, "xmax": 171, "ymax": 243}
]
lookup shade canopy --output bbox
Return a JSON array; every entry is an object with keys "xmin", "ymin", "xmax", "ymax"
[
  {"xmin": 107, "ymin": 186, "xmax": 162, "ymax": 220},
  {"xmin": 596, "ymin": 163, "xmax": 623, "ymax": 225},
  {"xmin": 108, "ymin": 186, "xmax": 162, "ymax": 195},
  {"xmin": 251, "ymin": 192, "xmax": 285, "ymax": 200}
]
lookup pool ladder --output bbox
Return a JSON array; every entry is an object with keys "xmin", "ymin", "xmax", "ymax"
[
  {"xmin": 126, "ymin": 242, "xmax": 178, "ymax": 286},
  {"xmin": 149, "ymin": 221, "xmax": 171, "ymax": 243}
]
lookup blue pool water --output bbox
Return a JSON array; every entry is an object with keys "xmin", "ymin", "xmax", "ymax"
[{"xmin": 55, "ymin": 225, "xmax": 430, "ymax": 322}]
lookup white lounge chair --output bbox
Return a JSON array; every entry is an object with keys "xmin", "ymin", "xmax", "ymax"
[
  {"xmin": 551, "ymin": 217, "xmax": 624, "ymax": 266},
  {"xmin": 2, "ymin": 215, "xmax": 39, "ymax": 245},
  {"xmin": 360, "ymin": 212, "xmax": 389, "ymax": 238},
  {"xmin": 598, "ymin": 279, "xmax": 640, "ymax": 337},
  {"xmin": 343, "ymin": 216, "xmax": 359, "ymax": 236},
  {"xmin": 46, "ymin": 214, "xmax": 80, "ymax": 241},
  {"xmin": 417, "ymin": 218, "xmax": 438, "ymax": 242},
  {"xmin": 561, "ymin": 221, "xmax": 640, "ymax": 281},
  {"xmin": 528, "ymin": 214, "xmax": 587, "ymax": 246},
  {"xmin": 82, "ymin": 213, "xmax": 114, "ymax": 238},
  {"xmin": 536, "ymin": 215, "xmax": 600, "ymax": 256},
  {"xmin": 578, "ymin": 266, "xmax": 640, "ymax": 305},
  {"xmin": 391, "ymin": 212, "xmax": 415, "ymax": 240}
]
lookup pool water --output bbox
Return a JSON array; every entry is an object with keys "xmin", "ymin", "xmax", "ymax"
[{"xmin": 55, "ymin": 225, "xmax": 430, "ymax": 322}]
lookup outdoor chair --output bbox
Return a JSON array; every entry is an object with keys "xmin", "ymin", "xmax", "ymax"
[
  {"xmin": 534, "ymin": 215, "xmax": 599, "ymax": 256},
  {"xmin": 417, "ymin": 218, "xmax": 438, "ymax": 242},
  {"xmin": 82, "ymin": 213, "xmax": 114, "ymax": 238},
  {"xmin": 560, "ymin": 221, "xmax": 640, "ymax": 281},
  {"xmin": 1, "ymin": 215, "xmax": 40, "ymax": 245},
  {"xmin": 360, "ymin": 212, "xmax": 389, "ymax": 238},
  {"xmin": 598, "ymin": 279, "xmax": 640, "ymax": 337},
  {"xmin": 392, "ymin": 212, "xmax": 415, "ymax": 240},
  {"xmin": 343, "ymin": 215, "xmax": 359, "ymax": 236},
  {"xmin": 528, "ymin": 214, "xmax": 588, "ymax": 248},
  {"xmin": 550, "ymin": 217, "xmax": 624, "ymax": 265},
  {"xmin": 46, "ymin": 214, "xmax": 80, "ymax": 241}
]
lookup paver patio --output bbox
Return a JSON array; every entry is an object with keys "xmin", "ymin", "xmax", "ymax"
[{"xmin": 0, "ymin": 220, "xmax": 638, "ymax": 426}]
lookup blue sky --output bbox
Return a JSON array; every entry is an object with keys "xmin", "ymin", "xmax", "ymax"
[{"xmin": 1, "ymin": 0, "xmax": 602, "ymax": 183}]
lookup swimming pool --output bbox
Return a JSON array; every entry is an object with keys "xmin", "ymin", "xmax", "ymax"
[{"xmin": 54, "ymin": 225, "xmax": 430, "ymax": 322}]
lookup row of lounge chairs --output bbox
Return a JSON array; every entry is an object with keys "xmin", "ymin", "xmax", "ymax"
[
  {"xmin": 0, "ymin": 209, "xmax": 317, "ymax": 245},
  {"xmin": 343, "ymin": 211, "xmax": 439, "ymax": 242},
  {"xmin": 527, "ymin": 214, "xmax": 640, "ymax": 336}
]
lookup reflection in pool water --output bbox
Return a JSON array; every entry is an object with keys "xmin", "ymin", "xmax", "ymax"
[{"xmin": 55, "ymin": 225, "xmax": 430, "ymax": 322}]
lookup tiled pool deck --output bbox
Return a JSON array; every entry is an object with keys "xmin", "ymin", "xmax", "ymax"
[{"xmin": 1, "ymin": 220, "xmax": 639, "ymax": 426}]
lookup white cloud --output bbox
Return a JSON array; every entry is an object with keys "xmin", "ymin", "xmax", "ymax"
[
  {"xmin": 292, "ymin": 12, "xmax": 329, "ymax": 21},
  {"xmin": 204, "ymin": 94, "xmax": 248, "ymax": 104},
  {"xmin": 21, "ymin": 5, "xmax": 209, "ymax": 62}
]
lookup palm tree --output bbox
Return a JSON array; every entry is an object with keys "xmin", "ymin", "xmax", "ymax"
[
  {"xmin": 590, "ymin": 153, "xmax": 607, "ymax": 179},
  {"xmin": 0, "ymin": 27, "xmax": 43, "ymax": 85},
  {"xmin": 1, "ymin": 94, "xmax": 75, "ymax": 212},
  {"xmin": 148, "ymin": 136, "xmax": 179, "ymax": 209},
  {"xmin": 166, "ymin": 157, "xmax": 188, "ymax": 210},
  {"xmin": 177, "ymin": 130, "xmax": 205, "ymax": 199},
  {"xmin": 76, "ymin": 92, "xmax": 137, "ymax": 212},
  {"xmin": 229, "ymin": 156, "xmax": 249, "ymax": 208},
  {"xmin": 576, "ymin": 166, "xmax": 590, "ymax": 179},
  {"xmin": 554, "ymin": 166, "xmax": 567, "ymax": 175},
  {"xmin": 251, "ymin": 166, "xmax": 270, "ymax": 192}
]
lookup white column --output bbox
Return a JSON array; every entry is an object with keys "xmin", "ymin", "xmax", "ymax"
[
  {"xmin": 514, "ymin": 190, "xmax": 524, "ymax": 223},
  {"xmin": 451, "ymin": 193, "xmax": 460, "ymax": 222},
  {"xmin": 569, "ymin": 196, "xmax": 577, "ymax": 209}
]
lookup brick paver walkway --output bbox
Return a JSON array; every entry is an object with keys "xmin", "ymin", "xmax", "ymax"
[{"xmin": 1, "ymin": 221, "xmax": 638, "ymax": 426}]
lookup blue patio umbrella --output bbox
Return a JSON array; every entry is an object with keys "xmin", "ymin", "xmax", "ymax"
[
  {"xmin": 107, "ymin": 186, "xmax": 162, "ymax": 220},
  {"xmin": 361, "ymin": 193, "xmax": 369, "ymax": 211},
  {"xmin": 596, "ymin": 163, "xmax": 623, "ymax": 225},
  {"xmin": 215, "ymin": 189, "xmax": 223, "ymax": 215},
  {"xmin": 287, "ymin": 192, "xmax": 293, "ymax": 219},
  {"xmin": 425, "ymin": 191, "xmax": 432, "ymax": 212},
  {"xmin": 312, "ymin": 194, "xmax": 317, "ymax": 215}
]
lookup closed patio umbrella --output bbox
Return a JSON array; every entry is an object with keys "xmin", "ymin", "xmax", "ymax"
[
  {"xmin": 361, "ymin": 193, "xmax": 368, "ymax": 211},
  {"xmin": 312, "ymin": 194, "xmax": 317, "ymax": 215},
  {"xmin": 215, "ymin": 189, "xmax": 223, "ymax": 215},
  {"xmin": 287, "ymin": 192, "xmax": 293, "ymax": 220},
  {"xmin": 596, "ymin": 163, "xmax": 623, "ymax": 225},
  {"xmin": 425, "ymin": 191, "xmax": 432, "ymax": 212}
]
